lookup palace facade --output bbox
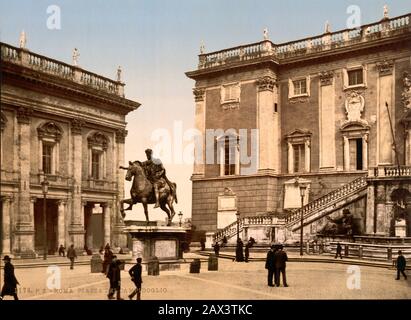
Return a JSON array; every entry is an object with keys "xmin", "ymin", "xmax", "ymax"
[
  {"xmin": 186, "ymin": 10, "xmax": 411, "ymax": 243},
  {"xmin": 0, "ymin": 41, "xmax": 140, "ymax": 256}
]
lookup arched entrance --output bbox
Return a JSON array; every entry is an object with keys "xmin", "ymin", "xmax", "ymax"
[{"xmin": 390, "ymin": 188, "xmax": 411, "ymax": 237}]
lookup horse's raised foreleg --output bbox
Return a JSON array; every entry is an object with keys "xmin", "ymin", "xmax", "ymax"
[
  {"xmin": 120, "ymin": 198, "xmax": 135, "ymax": 218},
  {"xmin": 167, "ymin": 195, "xmax": 176, "ymax": 222}
]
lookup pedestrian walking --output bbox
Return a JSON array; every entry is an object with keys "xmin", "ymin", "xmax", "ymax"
[
  {"xmin": 265, "ymin": 244, "xmax": 277, "ymax": 287},
  {"xmin": 128, "ymin": 257, "xmax": 143, "ymax": 300},
  {"xmin": 274, "ymin": 245, "xmax": 288, "ymax": 287},
  {"xmin": 107, "ymin": 256, "xmax": 124, "ymax": 300},
  {"xmin": 66, "ymin": 244, "xmax": 77, "ymax": 269},
  {"xmin": 200, "ymin": 238, "xmax": 206, "ymax": 251},
  {"xmin": 58, "ymin": 245, "xmax": 66, "ymax": 257},
  {"xmin": 102, "ymin": 245, "xmax": 114, "ymax": 274},
  {"xmin": 213, "ymin": 242, "xmax": 220, "ymax": 256},
  {"xmin": 335, "ymin": 242, "xmax": 343, "ymax": 259},
  {"xmin": 395, "ymin": 250, "xmax": 408, "ymax": 280},
  {"xmin": 235, "ymin": 238, "xmax": 244, "ymax": 262},
  {"xmin": 0, "ymin": 256, "xmax": 19, "ymax": 300}
]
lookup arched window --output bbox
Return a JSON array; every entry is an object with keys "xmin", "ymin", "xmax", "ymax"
[
  {"xmin": 37, "ymin": 122, "xmax": 62, "ymax": 175},
  {"xmin": 87, "ymin": 132, "xmax": 108, "ymax": 180}
]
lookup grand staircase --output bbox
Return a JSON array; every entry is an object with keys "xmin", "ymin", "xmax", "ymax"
[{"xmin": 285, "ymin": 176, "xmax": 368, "ymax": 231}]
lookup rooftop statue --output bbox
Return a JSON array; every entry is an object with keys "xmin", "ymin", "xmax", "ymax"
[
  {"xmin": 120, "ymin": 149, "xmax": 178, "ymax": 226},
  {"xmin": 19, "ymin": 30, "xmax": 27, "ymax": 49},
  {"xmin": 263, "ymin": 28, "xmax": 269, "ymax": 40},
  {"xmin": 117, "ymin": 66, "xmax": 122, "ymax": 82},
  {"xmin": 72, "ymin": 48, "xmax": 80, "ymax": 66}
]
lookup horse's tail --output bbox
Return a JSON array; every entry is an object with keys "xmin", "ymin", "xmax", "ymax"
[{"xmin": 172, "ymin": 182, "xmax": 178, "ymax": 204}]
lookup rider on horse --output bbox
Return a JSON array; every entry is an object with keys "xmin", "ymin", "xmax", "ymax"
[{"xmin": 141, "ymin": 149, "xmax": 176, "ymax": 208}]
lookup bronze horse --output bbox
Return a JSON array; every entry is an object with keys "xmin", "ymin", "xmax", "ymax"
[{"xmin": 119, "ymin": 161, "xmax": 178, "ymax": 226}]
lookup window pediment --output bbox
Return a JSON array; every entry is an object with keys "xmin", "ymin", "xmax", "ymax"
[
  {"xmin": 37, "ymin": 122, "xmax": 62, "ymax": 141},
  {"xmin": 285, "ymin": 129, "xmax": 312, "ymax": 144},
  {"xmin": 88, "ymin": 132, "xmax": 109, "ymax": 150}
]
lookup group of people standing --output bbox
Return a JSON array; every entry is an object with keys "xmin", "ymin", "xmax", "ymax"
[{"xmin": 265, "ymin": 244, "xmax": 289, "ymax": 287}]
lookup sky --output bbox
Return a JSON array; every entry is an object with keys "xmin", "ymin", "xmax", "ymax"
[{"xmin": 0, "ymin": 0, "xmax": 409, "ymax": 222}]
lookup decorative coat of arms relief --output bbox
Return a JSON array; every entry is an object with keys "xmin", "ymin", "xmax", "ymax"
[{"xmin": 344, "ymin": 91, "xmax": 367, "ymax": 125}]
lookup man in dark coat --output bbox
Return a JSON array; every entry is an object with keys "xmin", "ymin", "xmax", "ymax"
[
  {"xmin": 128, "ymin": 257, "xmax": 143, "ymax": 300},
  {"xmin": 265, "ymin": 245, "xmax": 277, "ymax": 287},
  {"xmin": 213, "ymin": 242, "xmax": 220, "ymax": 257},
  {"xmin": 58, "ymin": 245, "xmax": 66, "ymax": 257},
  {"xmin": 395, "ymin": 250, "xmax": 407, "ymax": 280},
  {"xmin": 107, "ymin": 256, "xmax": 123, "ymax": 300},
  {"xmin": 102, "ymin": 245, "xmax": 113, "ymax": 274},
  {"xmin": 274, "ymin": 245, "xmax": 288, "ymax": 287},
  {"xmin": 67, "ymin": 244, "xmax": 77, "ymax": 270},
  {"xmin": 0, "ymin": 256, "xmax": 19, "ymax": 300},
  {"xmin": 335, "ymin": 242, "xmax": 343, "ymax": 259}
]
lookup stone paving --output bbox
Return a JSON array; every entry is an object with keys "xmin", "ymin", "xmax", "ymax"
[{"xmin": 1, "ymin": 253, "xmax": 409, "ymax": 300}]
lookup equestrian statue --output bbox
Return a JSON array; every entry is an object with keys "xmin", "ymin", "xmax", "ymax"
[{"xmin": 120, "ymin": 149, "xmax": 178, "ymax": 226}]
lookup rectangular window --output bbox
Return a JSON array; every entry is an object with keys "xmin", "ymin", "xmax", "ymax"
[
  {"xmin": 224, "ymin": 137, "xmax": 236, "ymax": 176},
  {"xmin": 348, "ymin": 69, "xmax": 363, "ymax": 86},
  {"xmin": 91, "ymin": 151, "xmax": 101, "ymax": 180},
  {"xmin": 293, "ymin": 79, "xmax": 307, "ymax": 95},
  {"xmin": 42, "ymin": 142, "xmax": 53, "ymax": 174},
  {"xmin": 293, "ymin": 144, "xmax": 305, "ymax": 173},
  {"xmin": 222, "ymin": 83, "xmax": 240, "ymax": 102}
]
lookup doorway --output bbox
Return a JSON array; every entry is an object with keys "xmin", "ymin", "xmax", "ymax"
[
  {"xmin": 84, "ymin": 203, "xmax": 104, "ymax": 250},
  {"xmin": 349, "ymin": 138, "xmax": 363, "ymax": 170},
  {"xmin": 34, "ymin": 199, "xmax": 58, "ymax": 254}
]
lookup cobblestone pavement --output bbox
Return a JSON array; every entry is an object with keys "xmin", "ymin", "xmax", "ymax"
[{"xmin": 1, "ymin": 254, "xmax": 409, "ymax": 300}]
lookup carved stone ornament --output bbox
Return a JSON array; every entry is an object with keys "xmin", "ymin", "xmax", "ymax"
[
  {"xmin": 16, "ymin": 107, "xmax": 33, "ymax": 124},
  {"xmin": 88, "ymin": 131, "xmax": 108, "ymax": 150},
  {"xmin": 70, "ymin": 118, "xmax": 85, "ymax": 135},
  {"xmin": 220, "ymin": 187, "xmax": 235, "ymax": 196},
  {"xmin": 222, "ymin": 102, "xmax": 240, "ymax": 111},
  {"xmin": 115, "ymin": 128, "xmax": 128, "ymax": 143},
  {"xmin": 402, "ymin": 71, "xmax": 411, "ymax": 112},
  {"xmin": 37, "ymin": 122, "xmax": 62, "ymax": 141},
  {"xmin": 319, "ymin": 71, "xmax": 334, "ymax": 86},
  {"xmin": 193, "ymin": 87, "xmax": 205, "ymax": 102},
  {"xmin": 289, "ymin": 97, "xmax": 309, "ymax": 104},
  {"xmin": 344, "ymin": 91, "xmax": 366, "ymax": 123},
  {"xmin": 376, "ymin": 60, "xmax": 394, "ymax": 76},
  {"xmin": 256, "ymin": 76, "xmax": 276, "ymax": 92}
]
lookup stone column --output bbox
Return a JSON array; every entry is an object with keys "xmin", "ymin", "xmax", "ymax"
[
  {"xmin": 193, "ymin": 87, "xmax": 206, "ymax": 178},
  {"xmin": 15, "ymin": 107, "xmax": 35, "ymax": 253},
  {"xmin": 1, "ymin": 196, "xmax": 13, "ymax": 254},
  {"xmin": 69, "ymin": 118, "xmax": 85, "ymax": 248},
  {"xmin": 256, "ymin": 76, "xmax": 278, "ymax": 173},
  {"xmin": 102, "ymin": 203, "xmax": 111, "ymax": 246},
  {"xmin": 57, "ymin": 200, "xmax": 66, "ymax": 247},
  {"xmin": 343, "ymin": 136, "xmax": 350, "ymax": 171},
  {"xmin": 113, "ymin": 129, "xmax": 128, "ymax": 248},
  {"xmin": 377, "ymin": 61, "xmax": 394, "ymax": 165},
  {"xmin": 319, "ymin": 71, "xmax": 335, "ymax": 170},
  {"xmin": 365, "ymin": 183, "xmax": 375, "ymax": 234}
]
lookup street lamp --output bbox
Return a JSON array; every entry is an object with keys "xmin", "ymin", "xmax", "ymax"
[
  {"xmin": 236, "ymin": 211, "xmax": 240, "ymax": 241},
  {"xmin": 41, "ymin": 177, "xmax": 49, "ymax": 260},
  {"xmin": 178, "ymin": 211, "xmax": 183, "ymax": 227},
  {"xmin": 299, "ymin": 183, "xmax": 307, "ymax": 256}
]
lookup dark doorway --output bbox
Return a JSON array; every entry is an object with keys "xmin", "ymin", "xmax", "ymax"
[
  {"xmin": 356, "ymin": 138, "xmax": 363, "ymax": 170},
  {"xmin": 34, "ymin": 199, "xmax": 58, "ymax": 254},
  {"xmin": 84, "ymin": 203, "xmax": 104, "ymax": 250}
]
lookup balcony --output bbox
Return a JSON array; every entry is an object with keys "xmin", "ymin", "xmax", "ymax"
[
  {"xmin": 1, "ymin": 42, "xmax": 124, "ymax": 97},
  {"xmin": 30, "ymin": 173, "xmax": 71, "ymax": 187},
  {"xmin": 195, "ymin": 13, "xmax": 410, "ymax": 70},
  {"xmin": 82, "ymin": 179, "xmax": 117, "ymax": 191}
]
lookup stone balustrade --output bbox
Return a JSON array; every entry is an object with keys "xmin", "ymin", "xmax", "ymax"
[
  {"xmin": 1, "ymin": 42, "xmax": 124, "ymax": 96},
  {"xmin": 370, "ymin": 165, "xmax": 411, "ymax": 177},
  {"xmin": 197, "ymin": 13, "xmax": 410, "ymax": 70},
  {"xmin": 285, "ymin": 176, "xmax": 367, "ymax": 227},
  {"xmin": 213, "ymin": 213, "xmax": 279, "ymax": 243}
]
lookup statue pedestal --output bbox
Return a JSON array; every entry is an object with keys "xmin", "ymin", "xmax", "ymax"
[
  {"xmin": 124, "ymin": 224, "xmax": 189, "ymax": 266},
  {"xmin": 395, "ymin": 219, "xmax": 406, "ymax": 237}
]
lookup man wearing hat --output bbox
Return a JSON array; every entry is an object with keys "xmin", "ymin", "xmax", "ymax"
[
  {"xmin": 128, "ymin": 257, "xmax": 143, "ymax": 300},
  {"xmin": 0, "ymin": 256, "xmax": 19, "ymax": 300},
  {"xmin": 265, "ymin": 244, "xmax": 277, "ymax": 287}
]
